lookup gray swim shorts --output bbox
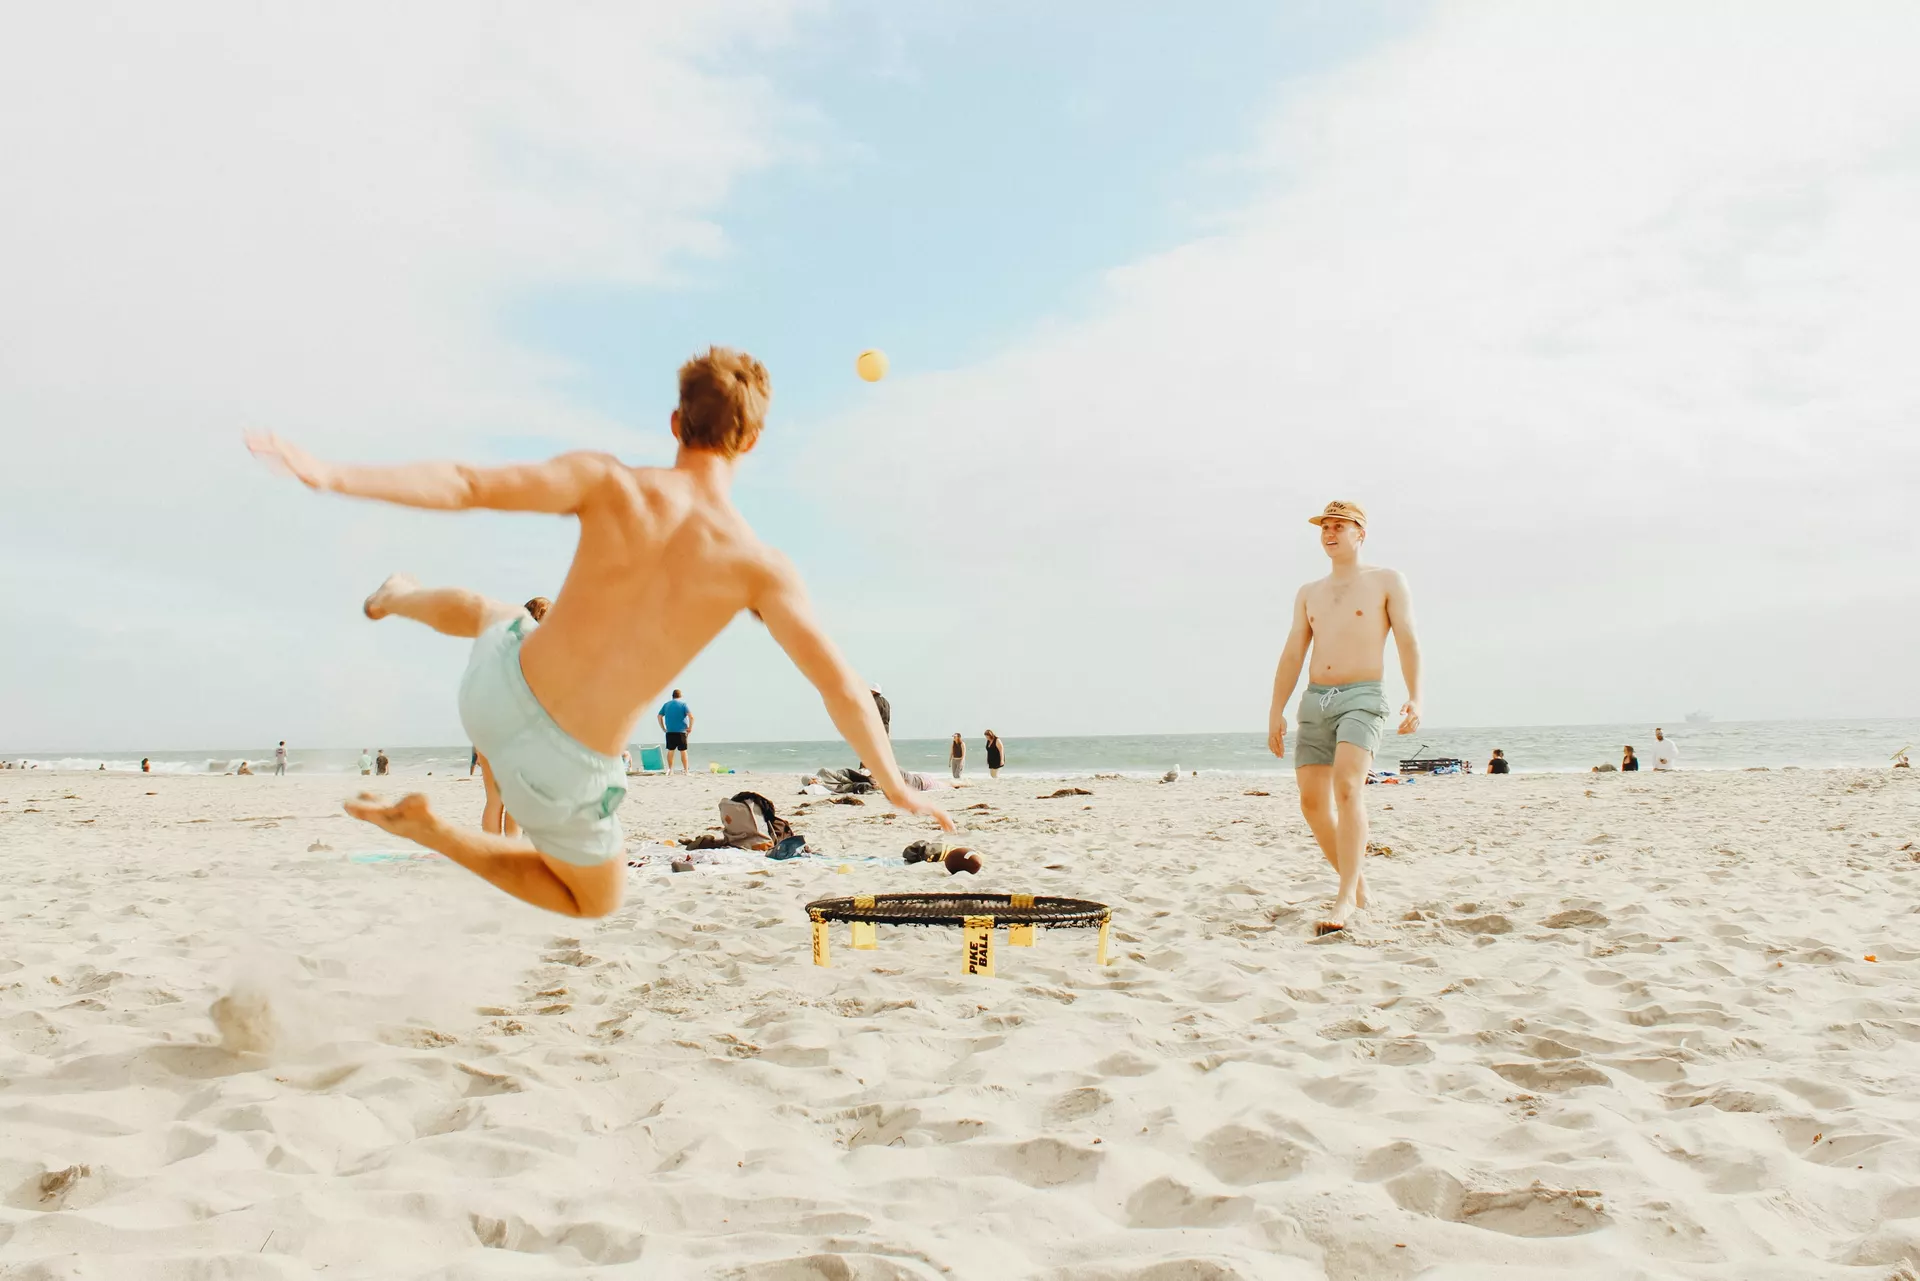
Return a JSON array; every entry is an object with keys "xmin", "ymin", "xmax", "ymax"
[
  {"xmin": 1294, "ymin": 681, "xmax": 1390, "ymax": 767},
  {"xmin": 458, "ymin": 615, "xmax": 627, "ymax": 865}
]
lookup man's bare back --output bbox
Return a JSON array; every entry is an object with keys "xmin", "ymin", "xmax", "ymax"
[
  {"xmin": 247, "ymin": 346, "xmax": 952, "ymax": 918},
  {"xmin": 516, "ymin": 458, "xmax": 787, "ymax": 756}
]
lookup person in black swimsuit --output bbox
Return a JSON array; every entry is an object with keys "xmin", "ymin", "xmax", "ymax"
[
  {"xmin": 1621, "ymin": 746, "xmax": 1639, "ymax": 771},
  {"xmin": 984, "ymin": 730, "xmax": 1005, "ymax": 778}
]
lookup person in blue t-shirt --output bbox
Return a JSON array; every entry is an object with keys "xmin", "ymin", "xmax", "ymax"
[{"xmin": 657, "ymin": 689, "xmax": 694, "ymax": 774}]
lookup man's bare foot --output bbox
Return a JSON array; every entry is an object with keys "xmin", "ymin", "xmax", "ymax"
[
  {"xmin": 1316, "ymin": 895, "xmax": 1361, "ymax": 937},
  {"xmin": 345, "ymin": 791, "xmax": 438, "ymax": 842},
  {"xmin": 362, "ymin": 572, "xmax": 419, "ymax": 620}
]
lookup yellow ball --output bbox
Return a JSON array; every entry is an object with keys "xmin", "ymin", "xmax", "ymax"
[{"xmin": 855, "ymin": 349, "xmax": 888, "ymax": 382}]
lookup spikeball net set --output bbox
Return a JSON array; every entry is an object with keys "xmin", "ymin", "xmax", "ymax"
[{"xmin": 804, "ymin": 892, "xmax": 1113, "ymax": 976}]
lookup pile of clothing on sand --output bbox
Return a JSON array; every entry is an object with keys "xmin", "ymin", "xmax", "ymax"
[
  {"xmin": 634, "ymin": 789, "xmax": 983, "ymax": 875},
  {"xmin": 800, "ymin": 766, "xmax": 949, "ymax": 796}
]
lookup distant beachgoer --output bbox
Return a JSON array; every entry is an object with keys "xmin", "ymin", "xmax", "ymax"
[
  {"xmin": 658, "ymin": 689, "xmax": 694, "ymax": 774},
  {"xmin": 949, "ymin": 733, "xmax": 966, "ymax": 780},
  {"xmin": 1896, "ymin": 752, "xmax": 1912, "ymax": 770},
  {"xmin": 871, "ymin": 685, "xmax": 891, "ymax": 735},
  {"xmin": 470, "ymin": 747, "xmax": 478, "ymax": 775},
  {"xmin": 274, "ymin": 741, "xmax": 288, "ymax": 776},
  {"xmin": 984, "ymin": 730, "xmax": 1005, "ymax": 778},
  {"xmin": 525, "ymin": 596, "xmax": 551, "ymax": 622},
  {"xmin": 1487, "ymin": 749, "xmax": 1510, "ymax": 775},
  {"xmin": 375, "ymin": 750, "xmax": 390, "ymax": 776},
  {"xmin": 359, "ymin": 749, "xmax": 374, "ymax": 776},
  {"xmin": 1652, "ymin": 728, "xmax": 1679, "ymax": 771},
  {"xmin": 1266, "ymin": 500, "xmax": 1423, "ymax": 937},
  {"xmin": 247, "ymin": 345, "xmax": 948, "ymax": 918},
  {"xmin": 141, "ymin": 758, "xmax": 150, "ymax": 773},
  {"xmin": 236, "ymin": 761, "xmax": 254, "ymax": 776},
  {"xmin": 1622, "ymin": 746, "xmax": 1640, "ymax": 772}
]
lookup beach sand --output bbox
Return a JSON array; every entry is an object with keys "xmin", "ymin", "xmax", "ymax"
[{"xmin": 2, "ymin": 766, "xmax": 1917, "ymax": 1279}]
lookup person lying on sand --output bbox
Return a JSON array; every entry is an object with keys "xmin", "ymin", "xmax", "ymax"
[
  {"xmin": 248, "ymin": 346, "xmax": 952, "ymax": 918},
  {"xmin": 1266, "ymin": 500, "xmax": 1423, "ymax": 937}
]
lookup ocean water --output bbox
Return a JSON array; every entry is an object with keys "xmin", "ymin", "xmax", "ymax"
[{"xmin": 7, "ymin": 718, "xmax": 1916, "ymax": 778}]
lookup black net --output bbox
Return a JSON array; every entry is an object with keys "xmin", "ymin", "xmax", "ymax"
[{"xmin": 805, "ymin": 893, "xmax": 1110, "ymax": 929}]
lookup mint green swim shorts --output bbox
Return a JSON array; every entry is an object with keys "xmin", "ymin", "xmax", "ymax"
[
  {"xmin": 1294, "ymin": 681, "xmax": 1391, "ymax": 767},
  {"xmin": 457, "ymin": 615, "xmax": 628, "ymax": 866}
]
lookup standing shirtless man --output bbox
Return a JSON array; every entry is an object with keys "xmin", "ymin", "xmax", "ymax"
[
  {"xmin": 1267, "ymin": 500, "xmax": 1422, "ymax": 936},
  {"xmin": 247, "ymin": 346, "xmax": 953, "ymax": 918}
]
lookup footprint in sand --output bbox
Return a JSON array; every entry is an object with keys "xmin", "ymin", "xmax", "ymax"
[
  {"xmin": 997, "ymin": 1137, "xmax": 1104, "ymax": 1188},
  {"xmin": 1123, "ymin": 1175, "xmax": 1254, "ymax": 1228},
  {"xmin": 1194, "ymin": 1123, "xmax": 1308, "ymax": 1184},
  {"xmin": 1045, "ymin": 1086, "xmax": 1111, "ymax": 1124},
  {"xmin": 1390, "ymin": 1167, "xmax": 1608, "ymax": 1237}
]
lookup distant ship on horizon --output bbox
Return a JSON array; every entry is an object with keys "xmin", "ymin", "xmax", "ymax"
[{"xmin": 1685, "ymin": 711, "xmax": 1713, "ymax": 726}]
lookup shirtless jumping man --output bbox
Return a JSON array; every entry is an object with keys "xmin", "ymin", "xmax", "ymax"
[
  {"xmin": 248, "ymin": 346, "xmax": 953, "ymax": 918},
  {"xmin": 1267, "ymin": 501, "xmax": 1423, "ymax": 936}
]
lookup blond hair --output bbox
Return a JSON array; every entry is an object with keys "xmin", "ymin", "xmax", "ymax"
[{"xmin": 677, "ymin": 346, "xmax": 771, "ymax": 457}]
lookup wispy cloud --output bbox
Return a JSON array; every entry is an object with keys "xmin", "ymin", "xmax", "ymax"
[
  {"xmin": 797, "ymin": 1, "xmax": 1920, "ymax": 731},
  {"xmin": 0, "ymin": 3, "xmax": 812, "ymax": 749},
  {"xmin": 6, "ymin": 3, "xmax": 1916, "ymax": 750}
]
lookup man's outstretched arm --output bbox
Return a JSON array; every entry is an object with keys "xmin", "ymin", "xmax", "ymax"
[
  {"xmin": 247, "ymin": 433, "xmax": 611, "ymax": 514},
  {"xmin": 753, "ymin": 554, "xmax": 954, "ymax": 830},
  {"xmin": 1268, "ymin": 587, "xmax": 1312, "ymax": 757},
  {"xmin": 1386, "ymin": 570, "xmax": 1423, "ymax": 734}
]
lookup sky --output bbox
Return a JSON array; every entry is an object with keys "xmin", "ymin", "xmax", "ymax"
[{"xmin": 3, "ymin": 1, "xmax": 1918, "ymax": 753}]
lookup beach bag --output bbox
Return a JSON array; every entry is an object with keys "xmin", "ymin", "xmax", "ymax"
[
  {"xmin": 718, "ymin": 799, "xmax": 773, "ymax": 850},
  {"xmin": 719, "ymin": 791, "xmax": 796, "ymax": 851}
]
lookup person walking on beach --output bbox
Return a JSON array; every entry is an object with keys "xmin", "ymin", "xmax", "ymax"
[
  {"xmin": 1266, "ymin": 500, "xmax": 1423, "ymax": 937},
  {"xmin": 984, "ymin": 730, "xmax": 1005, "ymax": 778},
  {"xmin": 949, "ymin": 733, "xmax": 966, "ymax": 780},
  {"xmin": 274, "ymin": 741, "xmax": 288, "ymax": 776},
  {"xmin": 375, "ymin": 749, "xmax": 390, "ymax": 776},
  {"xmin": 359, "ymin": 749, "xmax": 374, "ymax": 776},
  {"xmin": 658, "ymin": 689, "xmax": 694, "ymax": 774},
  {"xmin": 1652, "ymin": 727, "xmax": 1679, "ymax": 771},
  {"xmin": 1622, "ymin": 745, "xmax": 1640, "ymax": 771},
  {"xmin": 248, "ymin": 345, "xmax": 951, "ymax": 918}
]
